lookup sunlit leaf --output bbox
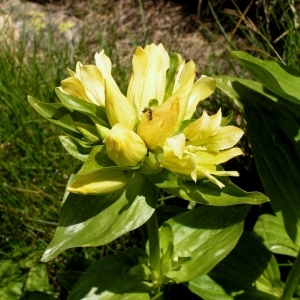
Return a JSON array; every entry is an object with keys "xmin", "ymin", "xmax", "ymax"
[
  {"xmin": 42, "ymin": 172, "xmax": 158, "ymax": 261},
  {"xmin": 232, "ymin": 51, "xmax": 300, "ymax": 105},
  {"xmin": 254, "ymin": 214, "xmax": 299, "ymax": 257},
  {"xmin": 189, "ymin": 232, "xmax": 283, "ymax": 299},
  {"xmin": 163, "ymin": 205, "xmax": 250, "ymax": 282},
  {"xmin": 150, "ymin": 169, "xmax": 269, "ymax": 206},
  {"xmin": 68, "ymin": 250, "xmax": 153, "ymax": 300}
]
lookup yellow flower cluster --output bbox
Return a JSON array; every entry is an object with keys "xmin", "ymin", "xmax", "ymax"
[{"xmin": 63, "ymin": 44, "xmax": 243, "ymax": 192}]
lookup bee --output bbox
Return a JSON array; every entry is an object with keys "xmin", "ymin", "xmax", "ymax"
[{"xmin": 142, "ymin": 107, "xmax": 153, "ymax": 121}]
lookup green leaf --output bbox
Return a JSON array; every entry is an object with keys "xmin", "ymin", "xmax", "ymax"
[
  {"xmin": 254, "ymin": 214, "xmax": 299, "ymax": 257},
  {"xmin": 0, "ymin": 249, "xmax": 53, "ymax": 299},
  {"xmin": 151, "ymin": 169, "xmax": 269, "ymax": 205},
  {"xmin": 28, "ymin": 96, "xmax": 82, "ymax": 138},
  {"xmin": 55, "ymin": 88, "xmax": 109, "ymax": 127},
  {"xmin": 189, "ymin": 232, "xmax": 284, "ymax": 299},
  {"xmin": 68, "ymin": 251, "xmax": 154, "ymax": 300},
  {"xmin": 163, "ymin": 204, "xmax": 250, "ymax": 282},
  {"xmin": 232, "ymin": 51, "xmax": 300, "ymax": 105},
  {"xmin": 42, "ymin": 172, "xmax": 158, "ymax": 261},
  {"xmin": 159, "ymin": 224, "xmax": 174, "ymax": 275},
  {"xmin": 217, "ymin": 79, "xmax": 300, "ymax": 246},
  {"xmin": 59, "ymin": 136, "xmax": 93, "ymax": 161}
]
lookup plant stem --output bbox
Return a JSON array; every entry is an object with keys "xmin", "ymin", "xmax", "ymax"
[
  {"xmin": 146, "ymin": 211, "xmax": 161, "ymax": 276},
  {"xmin": 282, "ymin": 250, "xmax": 300, "ymax": 300}
]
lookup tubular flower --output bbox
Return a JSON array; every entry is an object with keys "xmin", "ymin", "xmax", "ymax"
[
  {"xmin": 60, "ymin": 43, "xmax": 243, "ymax": 194},
  {"xmin": 161, "ymin": 109, "xmax": 244, "ymax": 188}
]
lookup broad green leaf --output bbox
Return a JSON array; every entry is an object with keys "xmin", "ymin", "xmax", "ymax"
[
  {"xmin": 55, "ymin": 88, "xmax": 110, "ymax": 127},
  {"xmin": 42, "ymin": 172, "xmax": 158, "ymax": 261},
  {"xmin": 28, "ymin": 96, "xmax": 82, "ymax": 138},
  {"xmin": 68, "ymin": 250, "xmax": 154, "ymax": 300},
  {"xmin": 217, "ymin": 79, "xmax": 300, "ymax": 246},
  {"xmin": 163, "ymin": 204, "xmax": 250, "ymax": 282},
  {"xmin": 189, "ymin": 232, "xmax": 283, "ymax": 299},
  {"xmin": 254, "ymin": 214, "xmax": 299, "ymax": 257},
  {"xmin": 151, "ymin": 169, "xmax": 269, "ymax": 205},
  {"xmin": 59, "ymin": 136, "xmax": 93, "ymax": 161},
  {"xmin": 189, "ymin": 275, "xmax": 233, "ymax": 300},
  {"xmin": 232, "ymin": 51, "xmax": 300, "ymax": 105}
]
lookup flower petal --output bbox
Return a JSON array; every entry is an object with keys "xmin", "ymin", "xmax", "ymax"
[
  {"xmin": 60, "ymin": 77, "xmax": 91, "ymax": 103},
  {"xmin": 105, "ymin": 80, "xmax": 137, "ymax": 130},
  {"xmin": 198, "ymin": 126, "xmax": 244, "ymax": 151},
  {"xmin": 172, "ymin": 61, "xmax": 196, "ymax": 131},
  {"xmin": 78, "ymin": 64, "xmax": 105, "ymax": 106},
  {"xmin": 104, "ymin": 123, "xmax": 147, "ymax": 167},
  {"xmin": 67, "ymin": 169, "xmax": 127, "ymax": 195},
  {"xmin": 127, "ymin": 44, "xmax": 170, "ymax": 111},
  {"xmin": 184, "ymin": 76, "xmax": 216, "ymax": 120},
  {"xmin": 138, "ymin": 99, "xmax": 180, "ymax": 150},
  {"xmin": 94, "ymin": 50, "xmax": 119, "ymax": 88},
  {"xmin": 193, "ymin": 148, "xmax": 243, "ymax": 165}
]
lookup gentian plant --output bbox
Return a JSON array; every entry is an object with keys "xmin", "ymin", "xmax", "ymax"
[{"xmin": 29, "ymin": 44, "xmax": 268, "ymax": 299}]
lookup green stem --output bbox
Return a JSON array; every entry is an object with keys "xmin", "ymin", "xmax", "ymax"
[
  {"xmin": 146, "ymin": 211, "xmax": 161, "ymax": 276},
  {"xmin": 282, "ymin": 250, "xmax": 300, "ymax": 300}
]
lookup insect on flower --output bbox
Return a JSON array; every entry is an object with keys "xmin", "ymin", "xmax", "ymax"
[{"xmin": 142, "ymin": 107, "xmax": 153, "ymax": 121}]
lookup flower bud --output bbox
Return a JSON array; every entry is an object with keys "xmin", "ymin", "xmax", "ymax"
[{"xmin": 104, "ymin": 123, "xmax": 147, "ymax": 167}]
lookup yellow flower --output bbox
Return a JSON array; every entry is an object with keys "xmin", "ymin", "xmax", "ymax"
[
  {"xmin": 161, "ymin": 109, "xmax": 244, "ymax": 188},
  {"xmin": 60, "ymin": 43, "xmax": 243, "ymax": 193},
  {"xmin": 104, "ymin": 123, "xmax": 147, "ymax": 167}
]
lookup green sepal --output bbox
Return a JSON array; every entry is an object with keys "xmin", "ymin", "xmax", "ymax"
[
  {"xmin": 59, "ymin": 135, "xmax": 93, "ymax": 161},
  {"xmin": 55, "ymin": 88, "xmax": 110, "ymax": 127},
  {"xmin": 221, "ymin": 112, "xmax": 233, "ymax": 126},
  {"xmin": 254, "ymin": 214, "xmax": 299, "ymax": 257},
  {"xmin": 189, "ymin": 232, "xmax": 284, "ymax": 299},
  {"xmin": 140, "ymin": 148, "xmax": 164, "ymax": 175},
  {"xmin": 41, "ymin": 172, "xmax": 158, "ymax": 261},
  {"xmin": 164, "ymin": 52, "xmax": 180, "ymax": 102},
  {"xmin": 74, "ymin": 121, "xmax": 101, "ymax": 144},
  {"xmin": 231, "ymin": 51, "xmax": 300, "ymax": 105},
  {"xmin": 28, "ymin": 96, "xmax": 82, "ymax": 139},
  {"xmin": 150, "ymin": 169, "xmax": 269, "ymax": 206},
  {"xmin": 163, "ymin": 205, "xmax": 250, "ymax": 283},
  {"xmin": 68, "ymin": 250, "xmax": 155, "ymax": 300}
]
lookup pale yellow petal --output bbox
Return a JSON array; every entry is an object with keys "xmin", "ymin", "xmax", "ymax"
[
  {"xmin": 105, "ymin": 80, "xmax": 137, "ymax": 130},
  {"xmin": 198, "ymin": 126, "xmax": 244, "ymax": 151},
  {"xmin": 127, "ymin": 44, "xmax": 170, "ymax": 111},
  {"xmin": 161, "ymin": 152, "xmax": 196, "ymax": 179},
  {"xmin": 183, "ymin": 111, "xmax": 210, "ymax": 141},
  {"xmin": 171, "ymin": 61, "xmax": 196, "ymax": 131},
  {"xmin": 79, "ymin": 65, "xmax": 105, "ymax": 106},
  {"xmin": 61, "ymin": 77, "xmax": 91, "ymax": 103},
  {"xmin": 193, "ymin": 148, "xmax": 243, "ymax": 165},
  {"xmin": 67, "ymin": 68, "xmax": 76, "ymax": 77},
  {"xmin": 184, "ymin": 76, "xmax": 216, "ymax": 120},
  {"xmin": 94, "ymin": 50, "xmax": 118, "ymax": 88},
  {"xmin": 165, "ymin": 133, "xmax": 186, "ymax": 159},
  {"xmin": 67, "ymin": 169, "xmax": 127, "ymax": 195},
  {"xmin": 104, "ymin": 123, "xmax": 147, "ymax": 166},
  {"xmin": 138, "ymin": 99, "xmax": 179, "ymax": 150}
]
